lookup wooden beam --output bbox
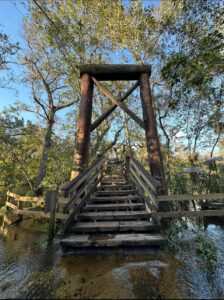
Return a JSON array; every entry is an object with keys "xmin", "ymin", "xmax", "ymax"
[
  {"xmin": 90, "ymin": 81, "xmax": 139, "ymax": 132},
  {"xmin": 72, "ymin": 73, "xmax": 94, "ymax": 178},
  {"xmin": 157, "ymin": 193, "xmax": 224, "ymax": 202},
  {"xmin": 8, "ymin": 208, "xmax": 68, "ymax": 220},
  {"xmin": 7, "ymin": 191, "xmax": 44, "ymax": 203},
  {"xmin": 139, "ymin": 73, "xmax": 170, "ymax": 213},
  {"xmin": 6, "ymin": 201, "xmax": 17, "ymax": 210},
  {"xmin": 159, "ymin": 209, "xmax": 224, "ymax": 218},
  {"xmin": 79, "ymin": 64, "xmax": 151, "ymax": 81},
  {"xmin": 92, "ymin": 77, "xmax": 145, "ymax": 129},
  {"xmin": 47, "ymin": 191, "xmax": 58, "ymax": 240}
]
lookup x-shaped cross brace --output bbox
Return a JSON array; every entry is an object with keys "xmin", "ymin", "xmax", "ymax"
[{"xmin": 91, "ymin": 77, "xmax": 145, "ymax": 131}]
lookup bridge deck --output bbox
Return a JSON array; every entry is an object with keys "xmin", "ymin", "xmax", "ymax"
[{"xmin": 60, "ymin": 162, "xmax": 164, "ymax": 251}]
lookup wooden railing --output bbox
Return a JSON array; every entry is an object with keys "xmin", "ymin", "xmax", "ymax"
[
  {"xmin": 126, "ymin": 156, "xmax": 161, "ymax": 225},
  {"xmin": 5, "ymin": 191, "xmax": 67, "ymax": 220},
  {"xmin": 61, "ymin": 156, "xmax": 108, "ymax": 234},
  {"xmin": 157, "ymin": 193, "xmax": 224, "ymax": 218},
  {"xmin": 125, "ymin": 156, "xmax": 224, "ymax": 221}
]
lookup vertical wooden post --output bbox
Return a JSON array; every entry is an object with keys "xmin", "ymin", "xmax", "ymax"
[
  {"xmin": 139, "ymin": 73, "xmax": 170, "ymax": 212},
  {"xmin": 71, "ymin": 73, "xmax": 94, "ymax": 179},
  {"xmin": 139, "ymin": 73, "xmax": 165, "ymax": 185},
  {"xmin": 17, "ymin": 199, "xmax": 23, "ymax": 222},
  {"xmin": 46, "ymin": 190, "xmax": 58, "ymax": 240},
  {"xmin": 125, "ymin": 155, "xmax": 130, "ymax": 181}
]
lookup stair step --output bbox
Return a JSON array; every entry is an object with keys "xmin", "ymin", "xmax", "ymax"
[
  {"xmin": 83, "ymin": 203, "xmax": 145, "ymax": 211},
  {"xmin": 95, "ymin": 190, "xmax": 138, "ymax": 196},
  {"xmin": 78, "ymin": 210, "xmax": 149, "ymax": 221},
  {"xmin": 60, "ymin": 233, "xmax": 164, "ymax": 248},
  {"xmin": 70, "ymin": 221, "xmax": 159, "ymax": 233},
  {"xmin": 97, "ymin": 184, "xmax": 133, "ymax": 190},
  {"xmin": 103, "ymin": 176, "xmax": 124, "ymax": 179},
  {"xmin": 101, "ymin": 181, "xmax": 127, "ymax": 185},
  {"xmin": 102, "ymin": 178, "xmax": 126, "ymax": 182},
  {"xmin": 91, "ymin": 195, "xmax": 142, "ymax": 203}
]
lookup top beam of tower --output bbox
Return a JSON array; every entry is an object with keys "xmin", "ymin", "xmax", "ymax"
[{"xmin": 79, "ymin": 64, "xmax": 151, "ymax": 81}]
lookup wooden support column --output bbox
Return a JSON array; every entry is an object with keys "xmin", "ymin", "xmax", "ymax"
[
  {"xmin": 46, "ymin": 190, "xmax": 58, "ymax": 240},
  {"xmin": 139, "ymin": 73, "xmax": 170, "ymax": 212},
  {"xmin": 71, "ymin": 73, "xmax": 93, "ymax": 179}
]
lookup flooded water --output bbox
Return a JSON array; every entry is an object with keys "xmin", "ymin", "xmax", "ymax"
[{"xmin": 0, "ymin": 217, "xmax": 224, "ymax": 299}]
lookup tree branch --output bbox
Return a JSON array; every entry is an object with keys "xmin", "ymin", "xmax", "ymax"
[{"xmin": 56, "ymin": 100, "xmax": 75, "ymax": 111}]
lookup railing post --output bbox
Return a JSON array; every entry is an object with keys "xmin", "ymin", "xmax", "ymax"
[
  {"xmin": 5, "ymin": 191, "xmax": 9, "ymax": 213},
  {"xmin": 45, "ymin": 190, "xmax": 58, "ymax": 240},
  {"xmin": 125, "ymin": 155, "xmax": 130, "ymax": 181}
]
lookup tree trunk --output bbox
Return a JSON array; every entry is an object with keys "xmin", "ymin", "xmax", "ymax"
[
  {"xmin": 35, "ymin": 118, "xmax": 54, "ymax": 190},
  {"xmin": 139, "ymin": 73, "xmax": 170, "ymax": 212}
]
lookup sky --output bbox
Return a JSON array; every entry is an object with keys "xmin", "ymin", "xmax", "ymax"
[
  {"xmin": 0, "ymin": 0, "xmax": 161, "ymax": 121},
  {"xmin": 0, "ymin": 0, "xmax": 76, "ymax": 124},
  {"xmin": 0, "ymin": 0, "xmax": 31, "ymax": 119}
]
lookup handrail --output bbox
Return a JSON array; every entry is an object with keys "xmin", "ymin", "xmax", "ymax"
[
  {"xmin": 126, "ymin": 156, "xmax": 161, "ymax": 225},
  {"xmin": 61, "ymin": 156, "xmax": 108, "ymax": 234},
  {"xmin": 130, "ymin": 157, "xmax": 160, "ymax": 192},
  {"xmin": 62, "ymin": 156, "xmax": 106, "ymax": 193}
]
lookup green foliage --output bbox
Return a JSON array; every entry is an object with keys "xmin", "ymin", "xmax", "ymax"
[
  {"xmin": 194, "ymin": 229, "xmax": 218, "ymax": 264},
  {"xmin": 164, "ymin": 219, "xmax": 218, "ymax": 265},
  {"xmin": 0, "ymin": 31, "xmax": 19, "ymax": 70},
  {"xmin": 163, "ymin": 219, "xmax": 187, "ymax": 254},
  {"xmin": 0, "ymin": 205, "xmax": 6, "ymax": 216}
]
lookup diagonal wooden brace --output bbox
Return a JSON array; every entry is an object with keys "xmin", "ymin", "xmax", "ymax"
[
  {"xmin": 92, "ymin": 77, "xmax": 145, "ymax": 130},
  {"xmin": 90, "ymin": 81, "xmax": 139, "ymax": 132}
]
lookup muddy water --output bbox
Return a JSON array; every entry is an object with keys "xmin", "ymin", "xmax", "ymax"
[{"xmin": 0, "ymin": 218, "xmax": 224, "ymax": 299}]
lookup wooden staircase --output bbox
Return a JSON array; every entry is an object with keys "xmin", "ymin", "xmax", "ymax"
[{"xmin": 60, "ymin": 159, "xmax": 164, "ymax": 252}]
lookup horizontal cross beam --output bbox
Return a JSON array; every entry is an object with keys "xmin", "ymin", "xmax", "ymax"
[
  {"xmin": 90, "ymin": 81, "xmax": 139, "ymax": 132},
  {"xmin": 92, "ymin": 77, "xmax": 145, "ymax": 130},
  {"xmin": 79, "ymin": 64, "xmax": 151, "ymax": 81}
]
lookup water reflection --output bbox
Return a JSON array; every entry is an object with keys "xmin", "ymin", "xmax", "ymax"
[{"xmin": 0, "ymin": 218, "xmax": 224, "ymax": 299}]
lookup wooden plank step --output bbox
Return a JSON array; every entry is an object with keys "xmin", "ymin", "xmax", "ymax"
[
  {"xmin": 95, "ymin": 190, "xmax": 138, "ymax": 196},
  {"xmin": 78, "ymin": 210, "xmax": 149, "ymax": 221},
  {"xmin": 101, "ymin": 181, "xmax": 127, "ymax": 185},
  {"xmin": 96, "ymin": 184, "xmax": 133, "ymax": 190},
  {"xmin": 60, "ymin": 233, "xmax": 164, "ymax": 248},
  {"xmin": 103, "ymin": 176, "xmax": 124, "ymax": 179},
  {"xmin": 91, "ymin": 195, "xmax": 142, "ymax": 203},
  {"xmin": 83, "ymin": 203, "xmax": 145, "ymax": 211},
  {"xmin": 70, "ymin": 221, "xmax": 159, "ymax": 233},
  {"xmin": 102, "ymin": 177, "xmax": 125, "ymax": 180},
  {"xmin": 119, "ymin": 221, "xmax": 158, "ymax": 232},
  {"xmin": 102, "ymin": 178, "xmax": 126, "ymax": 181}
]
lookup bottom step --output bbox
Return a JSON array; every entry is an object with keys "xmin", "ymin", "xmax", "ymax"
[
  {"xmin": 60, "ymin": 233, "xmax": 164, "ymax": 248},
  {"xmin": 70, "ymin": 221, "xmax": 159, "ymax": 233}
]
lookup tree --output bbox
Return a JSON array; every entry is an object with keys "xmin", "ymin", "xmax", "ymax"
[
  {"xmin": 20, "ymin": 27, "xmax": 75, "ymax": 190},
  {"xmin": 0, "ymin": 30, "xmax": 19, "ymax": 88}
]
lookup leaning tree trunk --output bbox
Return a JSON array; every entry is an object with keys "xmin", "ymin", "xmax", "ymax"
[{"xmin": 35, "ymin": 118, "xmax": 54, "ymax": 191}]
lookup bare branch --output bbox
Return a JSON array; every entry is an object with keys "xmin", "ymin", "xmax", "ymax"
[
  {"xmin": 32, "ymin": 83, "xmax": 49, "ymax": 120},
  {"xmin": 56, "ymin": 100, "xmax": 75, "ymax": 111}
]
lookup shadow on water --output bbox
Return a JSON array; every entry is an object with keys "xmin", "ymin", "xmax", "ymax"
[{"xmin": 0, "ymin": 217, "xmax": 224, "ymax": 299}]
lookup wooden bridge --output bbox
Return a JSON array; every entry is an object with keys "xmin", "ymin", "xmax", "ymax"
[
  {"xmin": 3, "ymin": 64, "xmax": 224, "ymax": 252},
  {"xmin": 60, "ymin": 157, "xmax": 164, "ymax": 250},
  {"xmin": 57, "ymin": 156, "xmax": 224, "ymax": 251},
  {"xmin": 4, "ymin": 155, "xmax": 224, "ymax": 251}
]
